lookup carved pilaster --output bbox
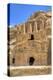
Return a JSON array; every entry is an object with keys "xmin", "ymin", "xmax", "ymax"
[
  {"xmin": 30, "ymin": 23, "xmax": 32, "ymax": 33},
  {"xmin": 34, "ymin": 22, "xmax": 37, "ymax": 32}
]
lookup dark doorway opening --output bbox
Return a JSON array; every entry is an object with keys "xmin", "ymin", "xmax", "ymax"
[
  {"xmin": 12, "ymin": 58, "xmax": 15, "ymax": 64},
  {"xmin": 29, "ymin": 57, "xmax": 35, "ymax": 65},
  {"xmin": 30, "ymin": 34, "xmax": 34, "ymax": 40}
]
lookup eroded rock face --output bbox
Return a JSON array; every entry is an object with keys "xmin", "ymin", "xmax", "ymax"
[{"xmin": 8, "ymin": 11, "xmax": 51, "ymax": 66}]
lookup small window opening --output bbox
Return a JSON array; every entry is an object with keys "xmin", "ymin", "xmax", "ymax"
[
  {"xmin": 12, "ymin": 58, "xmax": 15, "ymax": 64},
  {"xmin": 30, "ymin": 34, "xmax": 34, "ymax": 40},
  {"xmin": 29, "ymin": 57, "xmax": 35, "ymax": 65}
]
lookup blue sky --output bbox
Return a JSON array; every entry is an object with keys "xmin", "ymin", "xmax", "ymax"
[{"xmin": 8, "ymin": 3, "xmax": 51, "ymax": 27}]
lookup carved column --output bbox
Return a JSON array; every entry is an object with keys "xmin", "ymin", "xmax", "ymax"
[
  {"xmin": 30, "ymin": 23, "xmax": 32, "ymax": 33},
  {"xmin": 41, "ymin": 20, "xmax": 44, "ymax": 30},
  {"xmin": 34, "ymin": 21, "xmax": 37, "ymax": 32}
]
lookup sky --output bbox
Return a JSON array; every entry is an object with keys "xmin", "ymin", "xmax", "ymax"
[{"xmin": 8, "ymin": 3, "xmax": 51, "ymax": 27}]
